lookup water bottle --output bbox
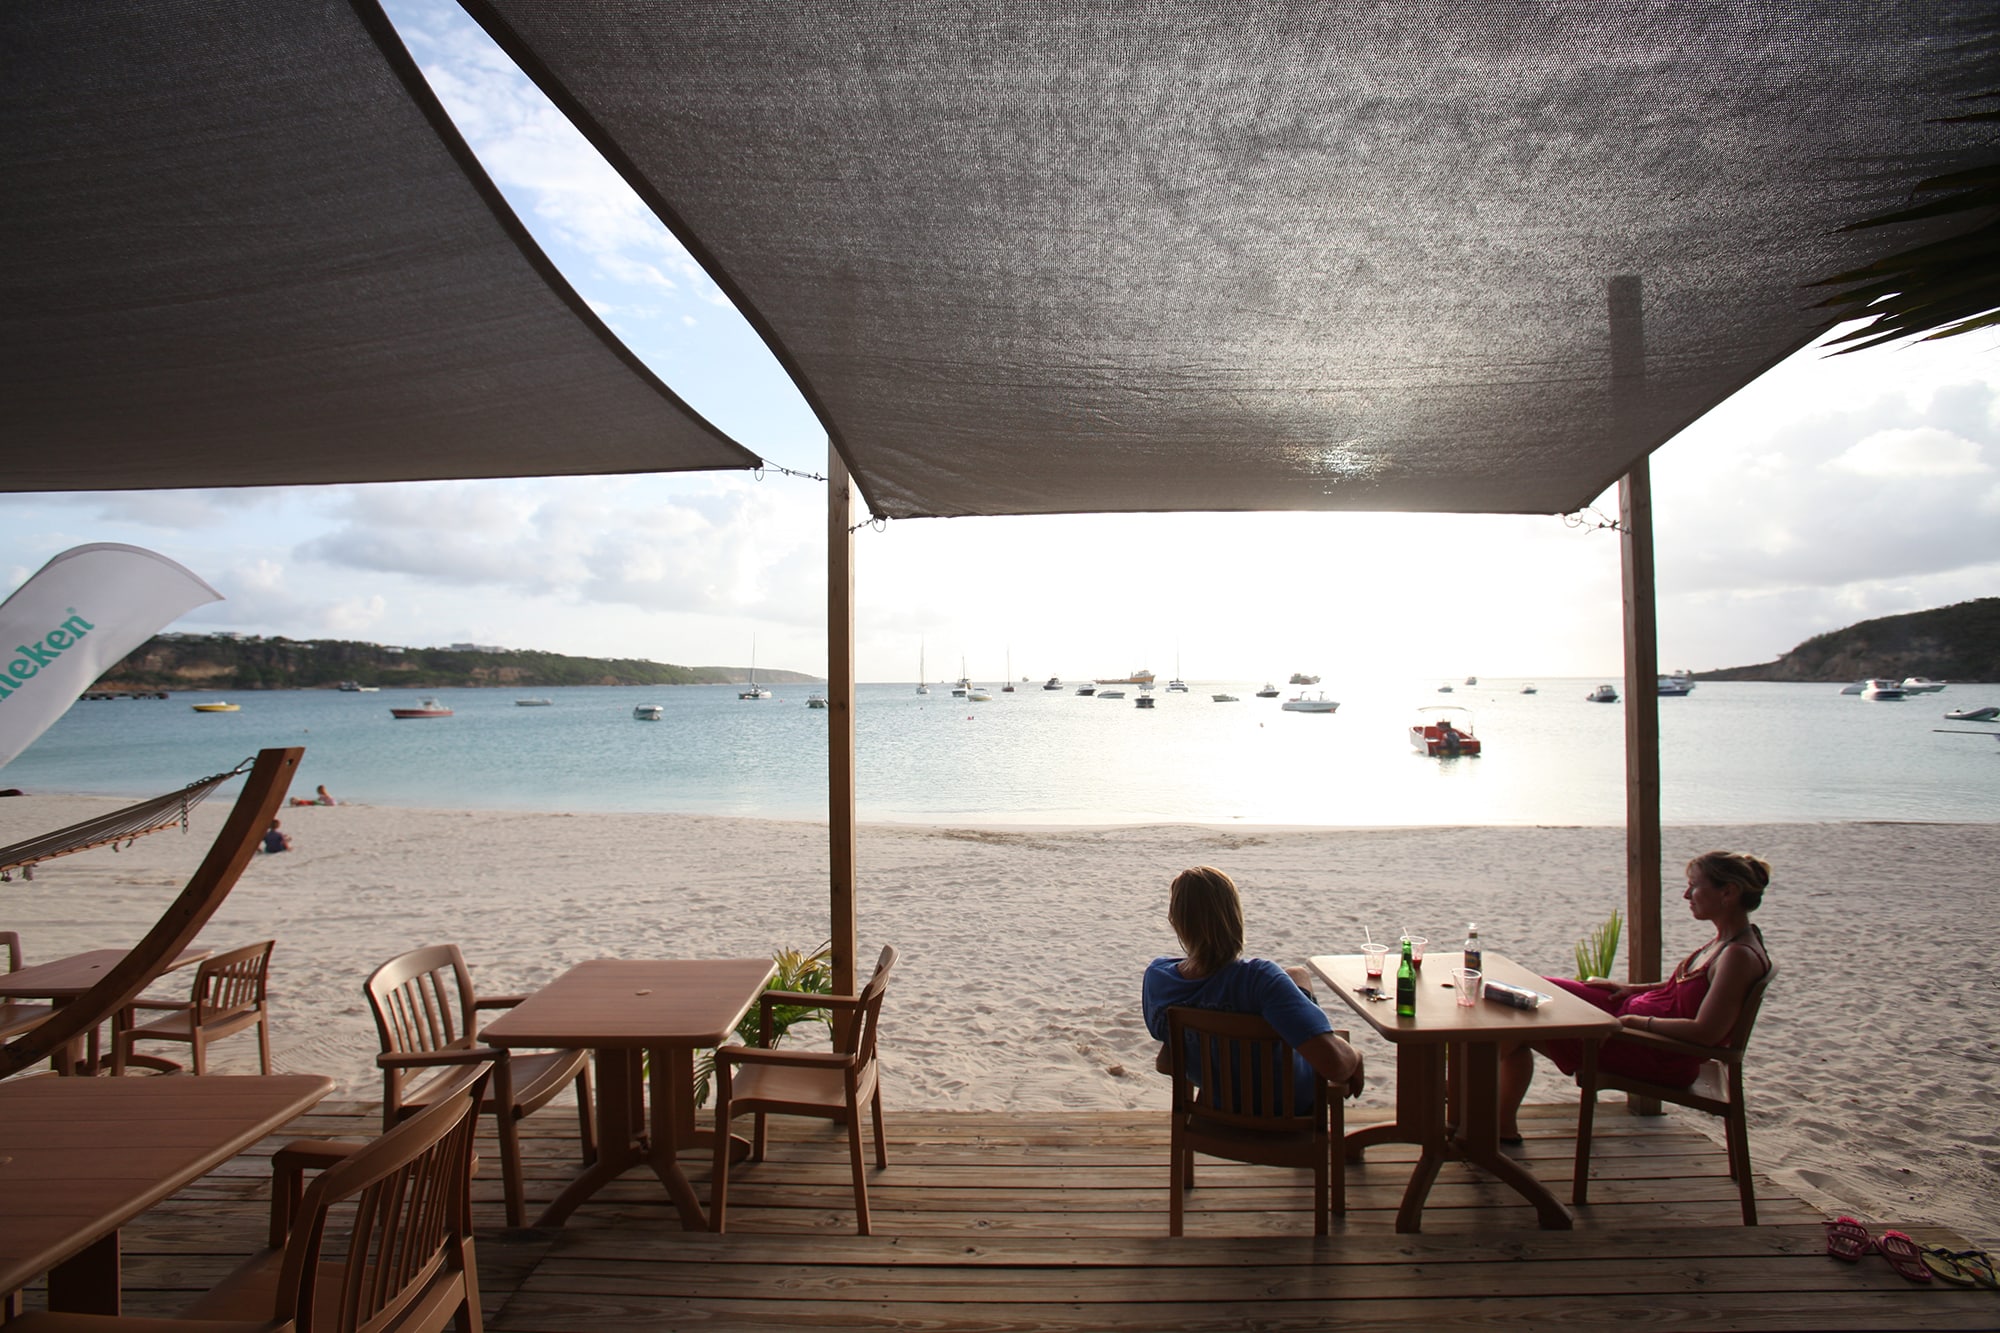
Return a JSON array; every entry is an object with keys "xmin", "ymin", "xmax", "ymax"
[
  {"xmin": 1462, "ymin": 923, "xmax": 1481, "ymax": 975},
  {"xmin": 1395, "ymin": 937, "xmax": 1417, "ymax": 1017}
]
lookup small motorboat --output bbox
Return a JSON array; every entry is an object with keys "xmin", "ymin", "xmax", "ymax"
[
  {"xmin": 1943, "ymin": 705, "xmax": 1999, "ymax": 721},
  {"xmin": 1255, "ymin": 683, "xmax": 1280, "ymax": 698},
  {"xmin": 1412, "ymin": 705, "xmax": 1481, "ymax": 756},
  {"xmin": 1520, "ymin": 683, "xmax": 1538, "ymax": 694},
  {"xmin": 1901, "ymin": 676, "xmax": 1948, "ymax": 694},
  {"xmin": 1134, "ymin": 694, "xmax": 1156, "ymax": 708},
  {"xmin": 1861, "ymin": 679, "xmax": 1906, "ymax": 701},
  {"xmin": 1212, "ymin": 693, "xmax": 1239, "ymax": 703},
  {"xmin": 1043, "ymin": 676, "xmax": 1064, "ymax": 690},
  {"xmin": 1586, "ymin": 684, "xmax": 1619, "ymax": 703},
  {"xmin": 1657, "ymin": 673, "xmax": 1696, "ymax": 696},
  {"xmin": 1075, "ymin": 683, "xmax": 1097, "ymax": 696},
  {"xmin": 390, "ymin": 697, "xmax": 453, "ymax": 719},
  {"xmin": 633, "ymin": 704, "xmax": 664, "ymax": 721},
  {"xmin": 1281, "ymin": 693, "xmax": 1340, "ymax": 713},
  {"xmin": 1464, "ymin": 675, "xmax": 1478, "ymax": 686},
  {"xmin": 1097, "ymin": 689, "xmax": 1126, "ymax": 699},
  {"xmin": 968, "ymin": 685, "xmax": 992, "ymax": 702},
  {"xmin": 1290, "ymin": 672, "xmax": 1319, "ymax": 685},
  {"xmin": 515, "ymin": 697, "xmax": 552, "ymax": 707},
  {"xmin": 1839, "ymin": 681, "xmax": 1866, "ymax": 695},
  {"xmin": 1437, "ymin": 682, "xmax": 1455, "ymax": 693},
  {"xmin": 190, "ymin": 701, "xmax": 240, "ymax": 713},
  {"xmin": 806, "ymin": 693, "xmax": 827, "ymax": 709},
  {"xmin": 336, "ymin": 680, "xmax": 379, "ymax": 692}
]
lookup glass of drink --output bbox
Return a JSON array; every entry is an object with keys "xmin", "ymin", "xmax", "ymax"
[
  {"xmin": 1402, "ymin": 934, "xmax": 1428, "ymax": 965},
  {"xmin": 1362, "ymin": 942, "xmax": 1388, "ymax": 979},
  {"xmin": 1454, "ymin": 968, "xmax": 1482, "ymax": 1006}
]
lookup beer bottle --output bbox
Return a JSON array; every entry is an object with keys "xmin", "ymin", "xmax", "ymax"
[
  {"xmin": 1395, "ymin": 937, "xmax": 1417, "ymax": 1017},
  {"xmin": 1462, "ymin": 924, "xmax": 1482, "ymax": 974}
]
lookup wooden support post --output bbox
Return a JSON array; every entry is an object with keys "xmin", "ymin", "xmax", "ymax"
[
  {"xmin": 1612, "ymin": 274, "xmax": 1663, "ymax": 1115},
  {"xmin": 828, "ymin": 443, "xmax": 859, "ymax": 1003}
]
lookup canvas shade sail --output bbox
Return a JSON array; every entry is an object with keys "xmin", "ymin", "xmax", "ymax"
[
  {"xmin": 0, "ymin": 0, "xmax": 758, "ymax": 492},
  {"xmin": 467, "ymin": 0, "xmax": 2000, "ymax": 519}
]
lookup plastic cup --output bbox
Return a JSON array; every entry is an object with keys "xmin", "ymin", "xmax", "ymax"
[
  {"xmin": 1454, "ymin": 968, "xmax": 1482, "ymax": 1006},
  {"xmin": 1362, "ymin": 942, "xmax": 1388, "ymax": 978},
  {"xmin": 1402, "ymin": 934, "xmax": 1428, "ymax": 965}
]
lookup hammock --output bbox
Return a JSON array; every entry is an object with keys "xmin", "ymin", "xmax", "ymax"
[{"xmin": 0, "ymin": 757, "xmax": 254, "ymax": 881}]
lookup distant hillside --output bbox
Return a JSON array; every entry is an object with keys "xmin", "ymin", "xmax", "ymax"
[
  {"xmin": 1696, "ymin": 597, "xmax": 2000, "ymax": 682},
  {"xmin": 94, "ymin": 635, "xmax": 818, "ymax": 692}
]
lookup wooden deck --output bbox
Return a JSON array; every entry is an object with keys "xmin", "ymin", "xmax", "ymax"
[{"xmin": 17, "ymin": 1099, "xmax": 1997, "ymax": 1331}]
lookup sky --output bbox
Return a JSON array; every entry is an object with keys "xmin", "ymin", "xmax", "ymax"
[{"xmin": 4, "ymin": 2, "xmax": 1997, "ymax": 686}]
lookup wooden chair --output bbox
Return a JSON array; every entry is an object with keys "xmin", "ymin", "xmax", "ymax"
[
  {"xmin": 1166, "ymin": 1007, "xmax": 1346, "ymax": 1236},
  {"xmin": 0, "ymin": 931, "xmax": 54, "ymax": 1042},
  {"xmin": 113, "ymin": 938, "xmax": 275, "ymax": 1075},
  {"xmin": 7, "ymin": 1061, "xmax": 492, "ymax": 1333},
  {"xmin": 1572, "ymin": 961, "xmax": 1779, "ymax": 1225},
  {"xmin": 365, "ymin": 943, "xmax": 595, "ymax": 1228},
  {"xmin": 710, "ymin": 944, "xmax": 898, "ymax": 1235}
]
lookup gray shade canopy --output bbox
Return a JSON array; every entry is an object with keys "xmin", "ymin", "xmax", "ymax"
[
  {"xmin": 467, "ymin": 0, "xmax": 1998, "ymax": 519},
  {"xmin": 1, "ymin": 0, "xmax": 759, "ymax": 492}
]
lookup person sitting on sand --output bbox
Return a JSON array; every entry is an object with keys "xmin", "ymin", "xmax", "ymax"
[
  {"xmin": 1497, "ymin": 851, "xmax": 1773, "ymax": 1142},
  {"xmin": 261, "ymin": 819, "xmax": 291, "ymax": 854},
  {"xmin": 288, "ymin": 784, "xmax": 336, "ymax": 808},
  {"xmin": 1143, "ymin": 865, "xmax": 1365, "ymax": 1103}
]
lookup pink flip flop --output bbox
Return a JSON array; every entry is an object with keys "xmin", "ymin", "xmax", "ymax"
[
  {"xmin": 1824, "ymin": 1216, "xmax": 1873, "ymax": 1262},
  {"xmin": 1877, "ymin": 1229, "xmax": 1933, "ymax": 1284}
]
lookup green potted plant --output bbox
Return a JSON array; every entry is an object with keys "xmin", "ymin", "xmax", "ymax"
[
  {"xmin": 692, "ymin": 940, "xmax": 835, "ymax": 1108},
  {"xmin": 1573, "ymin": 908, "xmax": 1622, "ymax": 982}
]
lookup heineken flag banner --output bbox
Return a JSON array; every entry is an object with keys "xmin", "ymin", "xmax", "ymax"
[{"xmin": 0, "ymin": 544, "xmax": 223, "ymax": 769}]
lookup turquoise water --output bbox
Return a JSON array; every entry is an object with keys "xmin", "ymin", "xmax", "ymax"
[{"xmin": 3, "ymin": 680, "xmax": 1996, "ymax": 825}]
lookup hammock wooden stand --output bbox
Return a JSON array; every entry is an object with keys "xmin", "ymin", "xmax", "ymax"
[{"xmin": 0, "ymin": 758, "xmax": 254, "ymax": 881}]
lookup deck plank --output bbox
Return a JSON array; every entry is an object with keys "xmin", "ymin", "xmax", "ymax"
[{"xmin": 11, "ymin": 1100, "xmax": 1990, "ymax": 1333}]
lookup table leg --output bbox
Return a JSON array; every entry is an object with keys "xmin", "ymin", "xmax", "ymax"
[
  {"xmin": 1451, "ymin": 1042, "xmax": 1573, "ymax": 1230},
  {"xmin": 533, "ymin": 1048, "xmax": 645, "ymax": 1227},
  {"xmin": 646, "ymin": 1047, "xmax": 708, "ymax": 1229},
  {"xmin": 1343, "ymin": 1035, "xmax": 1438, "ymax": 1161},
  {"xmin": 47, "ymin": 1231, "xmax": 119, "ymax": 1314},
  {"xmin": 1391, "ymin": 1045, "xmax": 1449, "ymax": 1233}
]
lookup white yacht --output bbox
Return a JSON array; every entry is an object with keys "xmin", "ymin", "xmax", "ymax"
[
  {"xmin": 1281, "ymin": 693, "xmax": 1340, "ymax": 713},
  {"xmin": 1900, "ymin": 677, "xmax": 1947, "ymax": 693},
  {"xmin": 1861, "ymin": 679, "xmax": 1907, "ymax": 700},
  {"xmin": 633, "ymin": 704, "xmax": 663, "ymax": 721}
]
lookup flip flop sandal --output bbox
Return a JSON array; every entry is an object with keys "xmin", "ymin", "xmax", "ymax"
[
  {"xmin": 1824, "ymin": 1215, "xmax": 1873, "ymax": 1262},
  {"xmin": 1877, "ymin": 1230, "xmax": 1932, "ymax": 1283},
  {"xmin": 1949, "ymin": 1248, "xmax": 1999, "ymax": 1291},
  {"xmin": 1922, "ymin": 1246, "xmax": 1979, "ymax": 1287}
]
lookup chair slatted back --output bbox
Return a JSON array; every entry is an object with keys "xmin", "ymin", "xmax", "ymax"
[
  {"xmin": 844, "ymin": 945, "xmax": 899, "ymax": 1067},
  {"xmin": 1167, "ymin": 1007, "xmax": 1321, "ymax": 1129},
  {"xmin": 1719, "ymin": 959, "xmax": 1777, "ymax": 1061},
  {"xmin": 2, "ymin": 930, "xmax": 21, "ymax": 972},
  {"xmin": 194, "ymin": 940, "xmax": 275, "ymax": 1020},
  {"xmin": 276, "ymin": 1062, "xmax": 487, "ymax": 1333},
  {"xmin": 366, "ymin": 945, "xmax": 476, "ymax": 1058}
]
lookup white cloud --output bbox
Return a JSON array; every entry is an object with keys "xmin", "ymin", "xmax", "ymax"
[{"xmin": 1830, "ymin": 427, "xmax": 1990, "ymax": 479}]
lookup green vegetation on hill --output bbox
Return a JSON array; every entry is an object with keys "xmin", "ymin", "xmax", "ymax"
[
  {"xmin": 95, "ymin": 635, "xmax": 817, "ymax": 692},
  {"xmin": 1696, "ymin": 597, "xmax": 2000, "ymax": 682}
]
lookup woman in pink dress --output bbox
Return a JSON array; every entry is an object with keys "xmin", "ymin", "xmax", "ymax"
[{"xmin": 1497, "ymin": 851, "xmax": 1773, "ymax": 1143}]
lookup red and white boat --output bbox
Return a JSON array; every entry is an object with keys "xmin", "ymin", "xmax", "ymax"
[
  {"xmin": 390, "ymin": 696, "xmax": 453, "ymax": 719},
  {"xmin": 1411, "ymin": 705, "xmax": 1481, "ymax": 756}
]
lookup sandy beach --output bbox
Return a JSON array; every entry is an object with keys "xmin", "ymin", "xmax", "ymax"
[{"xmin": 4, "ymin": 795, "xmax": 1995, "ymax": 1249}]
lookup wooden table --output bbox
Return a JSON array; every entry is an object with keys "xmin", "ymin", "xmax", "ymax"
[
  {"xmin": 0, "ymin": 1072, "xmax": 332, "ymax": 1314},
  {"xmin": 480, "ymin": 957, "xmax": 775, "ymax": 1229},
  {"xmin": 1309, "ymin": 950, "xmax": 1619, "ymax": 1232},
  {"xmin": 0, "ymin": 946, "xmax": 211, "ymax": 1075}
]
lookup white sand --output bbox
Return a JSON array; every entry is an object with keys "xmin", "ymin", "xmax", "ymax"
[{"xmin": 4, "ymin": 797, "xmax": 1995, "ymax": 1247}]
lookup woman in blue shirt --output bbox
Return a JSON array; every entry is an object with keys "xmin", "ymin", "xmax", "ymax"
[{"xmin": 1143, "ymin": 865, "xmax": 1365, "ymax": 1100}]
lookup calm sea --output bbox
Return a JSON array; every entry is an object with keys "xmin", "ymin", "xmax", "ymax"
[{"xmin": 4, "ymin": 680, "xmax": 1996, "ymax": 826}]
